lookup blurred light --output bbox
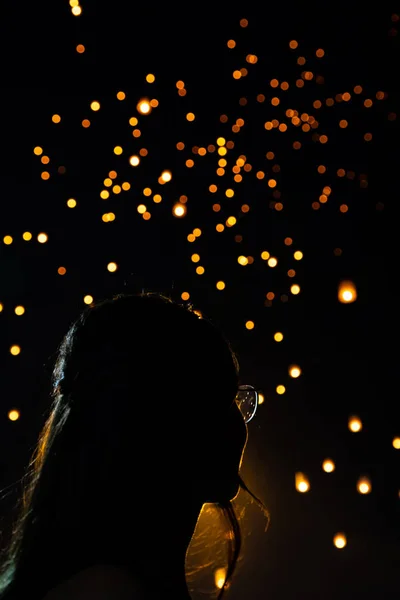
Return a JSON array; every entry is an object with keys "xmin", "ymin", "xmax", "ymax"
[
  {"xmin": 289, "ymin": 365, "xmax": 301, "ymax": 378},
  {"xmin": 290, "ymin": 284, "xmax": 300, "ymax": 295},
  {"xmin": 334, "ymin": 533, "xmax": 347, "ymax": 549},
  {"xmin": 216, "ymin": 281, "xmax": 226, "ymax": 290},
  {"xmin": 274, "ymin": 332, "xmax": 284, "ymax": 342},
  {"xmin": 245, "ymin": 321, "xmax": 254, "ymax": 330},
  {"xmin": 137, "ymin": 100, "xmax": 151, "ymax": 114},
  {"xmin": 107, "ymin": 262, "xmax": 118, "ymax": 273},
  {"xmin": 160, "ymin": 170, "xmax": 172, "ymax": 182},
  {"xmin": 146, "ymin": 74, "xmax": 155, "ymax": 83},
  {"xmin": 173, "ymin": 203, "xmax": 186, "ymax": 217},
  {"xmin": 357, "ymin": 477, "xmax": 371, "ymax": 494},
  {"xmin": 258, "ymin": 393, "xmax": 265, "ymax": 405},
  {"xmin": 276, "ymin": 385, "xmax": 286, "ymax": 395},
  {"xmin": 295, "ymin": 472, "xmax": 310, "ymax": 493},
  {"xmin": 129, "ymin": 155, "xmax": 140, "ymax": 166},
  {"xmin": 37, "ymin": 233, "xmax": 48, "ymax": 244},
  {"xmin": 214, "ymin": 567, "xmax": 227, "ymax": 590},
  {"xmin": 14, "ymin": 306, "xmax": 25, "ymax": 316},
  {"xmin": 348, "ymin": 416, "xmax": 362, "ymax": 432},
  {"xmin": 392, "ymin": 437, "xmax": 400, "ymax": 449},
  {"xmin": 294, "ymin": 251, "xmax": 303, "ymax": 260},
  {"xmin": 181, "ymin": 292, "xmax": 190, "ymax": 301},
  {"xmin": 238, "ymin": 256, "xmax": 248, "ymax": 266},
  {"xmin": 322, "ymin": 459, "xmax": 335, "ymax": 473},
  {"xmin": 90, "ymin": 101, "xmax": 100, "ymax": 111},
  {"xmin": 10, "ymin": 345, "xmax": 21, "ymax": 356},
  {"xmin": 8, "ymin": 410, "xmax": 20, "ymax": 421},
  {"xmin": 338, "ymin": 281, "xmax": 357, "ymax": 303},
  {"xmin": 84, "ymin": 295, "xmax": 94, "ymax": 305},
  {"xmin": 268, "ymin": 257, "xmax": 278, "ymax": 267}
]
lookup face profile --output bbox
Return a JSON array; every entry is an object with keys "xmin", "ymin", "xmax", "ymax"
[{"xmin": 0, "ymin": 292, "xmax": 269, "ymax": 600}]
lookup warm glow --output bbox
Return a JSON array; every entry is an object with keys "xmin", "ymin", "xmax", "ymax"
[
  {"xmin": 295, "ymin": 472, "xmax": 310, "ymax": 493},
  {"xmin": 289, "ymin": 365, "xmax": 301, "ymax": 378},
  {"xmin": 322, "ymin": 459, "xmax": 335, "ymax": 473},
  {"xmin": 338, "ymin": 281, "xmax": 357, "ymax": 303},
  {"xmin": 8, "ymin": 410, "xmax": 20, "ymax": 421},
  {"xmin": 392, "ymin": 437, "xmax": 400, "ymax": 449},
  {"xmin": 348, "ymin": 416, "xmax": 362, "ymax": 432},
  {"xmin": 137, "ymin": 100, "xmax": 151, "ymax": 114},
  {"xmin": 357, "ymin": 477, "xmax": 371, "ymax": 494},
  {"xmin": 173, "ymin": 203, "xmax": 186, "ymax": 217},
  {"xmin": 276, "ymin": 385, "xmax": 286, "ymax": 395},
  {"xmin": 214, "ymin": 567, "xmax": 227, "ymax": 590},
  {"xmin": 334, "ymin": 533, "xmax": 347, "ymax": 549},
  {"xmin": 274, "ymin": 332, "xmax": 284, "ymax": 342},
  {"xmin": 83, "ymin": 295, "xmax": 94, "ymax": 305}
]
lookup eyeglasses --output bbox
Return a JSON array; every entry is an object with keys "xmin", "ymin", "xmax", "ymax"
[{"xmin": 235, "ymin": 384, "xmax": 259, "ymax": 424}]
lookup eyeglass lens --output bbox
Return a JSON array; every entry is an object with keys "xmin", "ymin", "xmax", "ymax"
[{"xmin": 236, "ymin": 386, "xmax": 258, "ymax": 423}]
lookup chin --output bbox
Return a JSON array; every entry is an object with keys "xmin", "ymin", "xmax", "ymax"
[{"xmin": 204, "ymin": 476, "xmax": 240, "ymax": 504}]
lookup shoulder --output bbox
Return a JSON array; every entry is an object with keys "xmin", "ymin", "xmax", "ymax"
[{"xmin": 42, "ymin": 564, "xmax": 147, "ymax": 600}]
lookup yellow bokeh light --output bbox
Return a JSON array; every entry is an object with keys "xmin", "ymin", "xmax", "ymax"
[
  {"xmin": 357, "ymin": 477, "xmax": 371, "ymax": 495},
  {"xmin": 322, "ymin": 459, "xmax": 335, "ymax": 473},
  {"xmin": 107, "ymin": 262, "xmax": 118, "ymax": 273},
  {"xmin": 294, "ymin": 251, "xmax": 303, "ymax": 260},
  {"xmin": 334, "ymin": 533, "xmax": 347, "ymax": 549},
  {"xmin": 276, "ymin": 385, "xmax": 286, "ymax": 395},
  {"xmin": 268, "ymin": 257, "xmax": 278, "ymax": 267},
  {"xmin": 10, "ymin": 345, "xmax": 21, "ymax": 356},
  {"xmin": 37, "ymin": 233, "xmax": 48, "ymax": 244},
  {"xmin": 33, "ymin": 146, "xmax": 43, "ymax": 156},
  {"xmin": 338, "ymin": 280, "xmax": 357, "ymax": 303},
  {"xmin": 71, "ymin": 5, "xmax": 82, "ymax": 15},
  {"xmin": 196, "ymin": 266, "xmax": 205, "ymax": 275},
  {"xmin": 52, "ymin": 114, "xmax": 61, "ymax": 123},
  {"xmin": 137, "ymin": 100, "xmax": 151, "ymax": 114},
  {"xmin": 146, "ymin": 73, "xmax": 155, "ymax": 83},
  {"xmin": 216, "ymin": 281, "xmax": 226, "ymax": 290},
  {"xmin": 289, "ymin": 365, "xmax": 301, "ymax": 378},
  {"xmin": 295, "ymin": 472, "xmax": 310, "ymax": 493},
  {"xmin": 238, "ymin": 255, "xmax": 249, "ymax": 266},
  {"xmin": 261, "ymin": 251, "xmax": 270, "ymax": 260},
  {"xmin": 129, "ymin": 155, "xmax": 140, "ymax": 167},
  {"xmin": 392, "ymin": 437, "xmax": 400, "ymax": 449},
  {"xmin": 90, "ymin": 101, "xmax": 100, "ymax": 111},
  {"xmin": 186, "ymin": 112, "xmax": 195, "ymax": 121},
  {"xmin": 348, "ymin": 416, "xmax": 362, "ymax": 432},
  {"xmin": 245, "ymin": 321, "xmax": 255, "ymax": 330},
  {"xmin": 274, "ymin": 332, "xmax": 284, "ymax": 342},
  {"xmin": 8, "ymin": 410, "xmax": 20, "ymax": 421},
  {"xmin": 160, "ymin": 170, "xmax": 172, "ymax": 182},
  {"xmin": 83, "ymin": 295, "xmax": 94, "ymax": 305},
  {"xmin": 14, "ymin": 305, "xmax": 25, "ymax": 316},
  {"xmin": 173, "ymin": 203, "xmax": 186, "ymax": 217}
]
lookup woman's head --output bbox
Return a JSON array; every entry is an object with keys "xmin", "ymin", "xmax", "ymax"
[
  {"xmin": 0, "ymin": 292, "xmax": 269, "ymax": 600},
  {"xmin": 50, "ymin": 292, "xmax": 247, "ymax": 505}
]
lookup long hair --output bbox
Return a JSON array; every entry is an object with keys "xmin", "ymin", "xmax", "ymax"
[{"xmin": 0, "ymin": 292, "xmax": 269, "ymax": 599}]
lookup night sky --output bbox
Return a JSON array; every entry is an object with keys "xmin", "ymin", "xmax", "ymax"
[{"xmin": 0, "ymin": 3, "xmax": 399, "ymax": 599}]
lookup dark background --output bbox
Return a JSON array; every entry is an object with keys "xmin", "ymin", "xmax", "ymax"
[{"xmin": 0, "ymin": 2, "xmax": 399, "ymax": 598}]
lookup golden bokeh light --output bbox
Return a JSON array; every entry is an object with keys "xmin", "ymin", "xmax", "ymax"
[
  {"xmin": 322, "ymin": 459, "xmax": 335, "ymax": 473},
  {"xmin": 334, "ymin": 533, "xmax": 347, "ymax": 549},
  {"xmin": 338, "ymin": 281, "xmax": 357, "ymax": 303},
  {"xmin": 295, "ymin": 472, "xmax": 310, "ymax": 493},
  {"xmin": 348, "ymin": 416, "xmax": 362, "ymax": 433}
]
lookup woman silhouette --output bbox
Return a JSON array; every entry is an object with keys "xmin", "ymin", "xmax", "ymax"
[{"xmin": 0, "ymin": 292, "xmax": 268, "ymax": 599}]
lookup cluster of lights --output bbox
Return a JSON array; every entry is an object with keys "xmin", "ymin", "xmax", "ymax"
[{"xmin": 1, "ymin": 13, "xmax": 398, "ymax": 585}]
